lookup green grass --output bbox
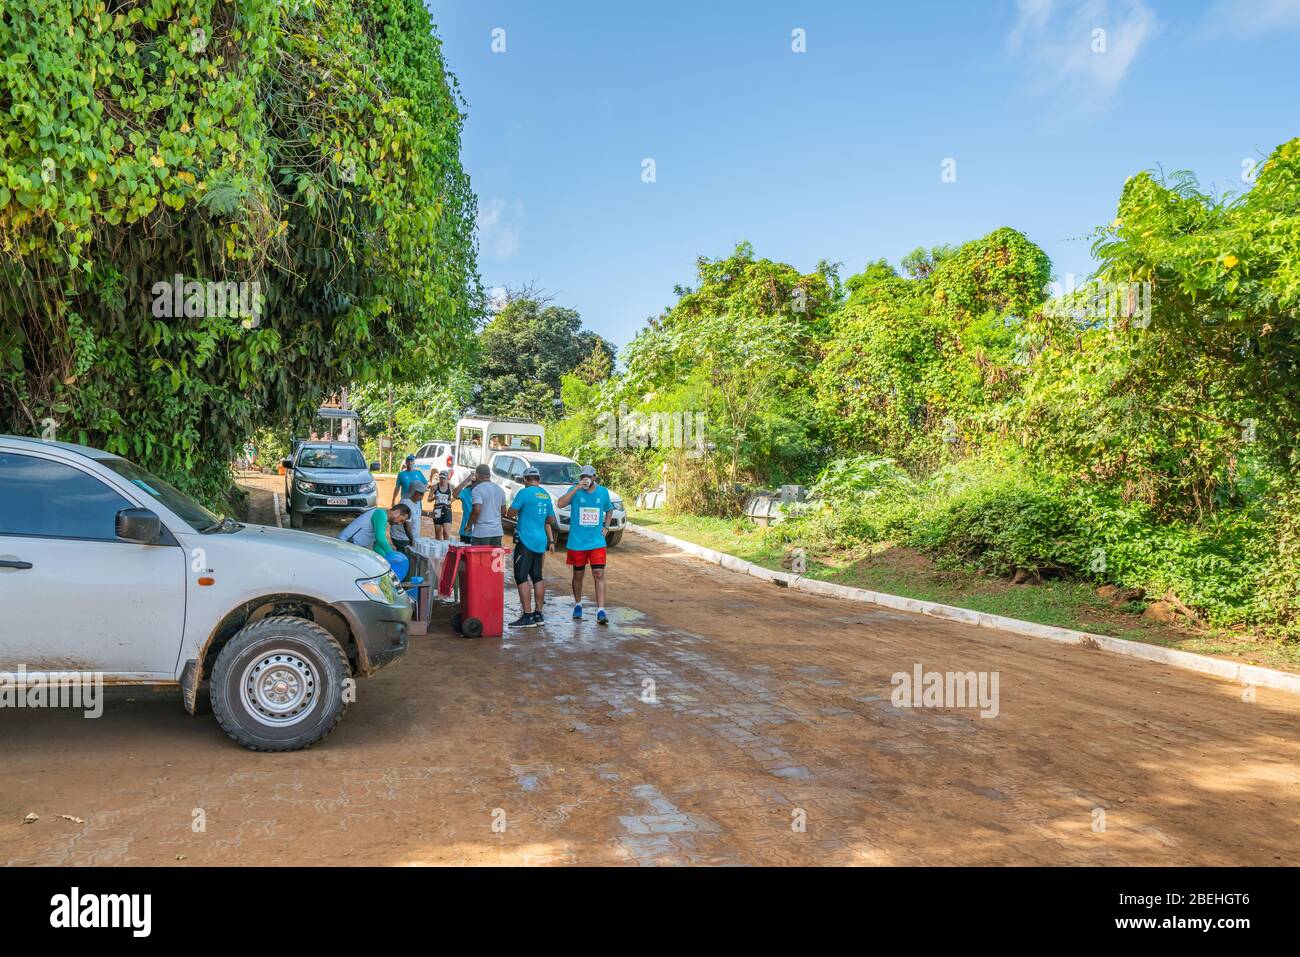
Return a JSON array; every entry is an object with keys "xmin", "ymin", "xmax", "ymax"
[
  {"xmin": 628, "ymin": 508, "xmax": 1300, "ymax": 673},
  {"xmin": 628, "ymin": 509, "xmax": 787, "ymax": 568}
]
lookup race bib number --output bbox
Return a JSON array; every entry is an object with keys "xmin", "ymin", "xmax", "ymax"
[{"xmin": 578, "ymin": 507, "xmax": 600, "ymax": 527}]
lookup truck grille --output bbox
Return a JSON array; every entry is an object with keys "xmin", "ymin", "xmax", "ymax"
[{"xmin": 315, "ymin": 483, "xmax": 367, "ymax": 495}]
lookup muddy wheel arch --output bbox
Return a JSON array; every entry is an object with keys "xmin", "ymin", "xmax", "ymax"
[{"xmin": 183, "ymin": 594, "xmax": 361, "ymax": 715}]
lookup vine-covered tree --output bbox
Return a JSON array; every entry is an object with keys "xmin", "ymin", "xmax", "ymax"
[
  {"xmin": 1091, "ymin": 138, "xmax": 1300, "ymax": 473},
  {"xmin": 0, "ymin": 0, "xmax": 480, "ymax": 504},
  {"xmin": 618, "ymin": 241, "xmax": 840, "ymax": 483},
  {"xmin": 814, "ymin": 228, "xmax": 1052, "ymax": 470}
]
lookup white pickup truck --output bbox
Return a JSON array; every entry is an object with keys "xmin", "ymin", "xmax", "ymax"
[
  {"xmin": 487, "ymin": 450, "xmax": 626, "ymax": 547},
  {"xmin": 0, "ymin": 435, "xmax": 411, "ymax": 751}
]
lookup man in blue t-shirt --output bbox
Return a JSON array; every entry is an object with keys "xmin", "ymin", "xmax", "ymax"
[
  {"xmin": 451, "ymin": 473, "xmax": 477, "ymax": 543},
  {"xmin": 505, "ymin": 467, "xmax": 559, "ymax": 628},
  {"xmin": 392, "ymin": 454, "xmax": 422, "ymax": 505},
  {"xmin": 555, "ymin": 464, "xmax": 613, "ymax": 625}
]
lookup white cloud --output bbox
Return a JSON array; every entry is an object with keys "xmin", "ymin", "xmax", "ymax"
[
  {"xmin": 1008, "ymin": 0, "xmax": 1159, "ymax": 109},
  {"xmin": 1206, "ymin": 0, "xmax": 1300, "ymax": 36},
  {"xmin": 476, "ymin": 198, "xmax": 523, "ymax": 259}
]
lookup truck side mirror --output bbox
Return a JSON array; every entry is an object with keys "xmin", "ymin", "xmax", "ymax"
[
  {"xmin": 281, "ymin": 458, "xmax": 293, "ymax": 469},
  {"xmin": 116, "ymin": 507, "xmax": 161, "ymax": 545},
  {"xmin": 369, "ymin": 461, "xmax": 381, "ymax": 471}
]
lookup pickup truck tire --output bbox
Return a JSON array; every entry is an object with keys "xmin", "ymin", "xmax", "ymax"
[
  {"xmin": 209, "ymin": 616, "xmax": 351, "ymax": 752},
  {"xmin": 289, "ymin": 508, "xmax": 304, "ymax": 529},
  {"xmin": 605, "ymin": 529, "xmax": 623, "ymax": 548}
]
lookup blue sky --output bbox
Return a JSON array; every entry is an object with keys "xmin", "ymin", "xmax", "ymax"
[{"xmin": 429, "ymin": 0, "xmax": 1299, "ymax": 348}]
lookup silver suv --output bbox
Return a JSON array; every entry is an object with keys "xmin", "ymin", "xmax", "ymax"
[
  {"xmin": 0, "ymin": 436, "xmax": 410, "ymax": 751},
  {"xmin": 283, "ymin": 441, "xmax": 379, "ymax": 529}
]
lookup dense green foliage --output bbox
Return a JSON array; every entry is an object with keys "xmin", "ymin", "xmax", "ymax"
[
  {"xmin": 349, "ymin": 369, "xmax": 475, "ymax": 466},
  {"xmin": 476, "ymin": 295, "xmax": 614, "ymax": 418},
  {"xmin": 564, "ymin": 140, "xmax": 1300, "ymax": 639},
  {"xmin": 0, "ymin": 0, "xmax": 479, "ymax": 506}
]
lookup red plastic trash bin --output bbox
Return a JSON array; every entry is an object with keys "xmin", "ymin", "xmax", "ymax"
[{"xmin": 437, "ymin": 544, "xmax": 505, "ymax": 638}]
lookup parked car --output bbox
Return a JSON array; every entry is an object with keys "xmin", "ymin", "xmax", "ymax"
[
  {"xmin": 411, "ymin": 439, "xmax": 455, "ymax": 482},
  {"xmin": 450, "ymin": 415, "xmax": 544, "ymax": 486},
  {"xmin": 0, "ymin": 435, "xmax": 411, "ymax": 751},
  {"xmin": 283, "ymin": 441, "xmax": 379, "ymax": 529},
  {"xmin": 488, "ymin": 450, "xmax": 626, "ymax": 547}
]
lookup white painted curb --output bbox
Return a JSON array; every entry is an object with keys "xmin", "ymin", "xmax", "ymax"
[{"xmin": 627, "ymin": 523, "xmax": 1300, "ymax": 696}]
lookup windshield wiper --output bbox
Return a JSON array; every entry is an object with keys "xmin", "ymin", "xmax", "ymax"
[{"xmin": 200, "ymin": 516, "xmax": 244, "ymax": 534}]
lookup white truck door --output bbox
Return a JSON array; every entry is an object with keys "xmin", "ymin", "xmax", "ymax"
[
  {"xmin": 0, "ymin": 451, "xmax": 186, "ymax": 678},
  {"xmin": 454, "ymin": 426, "xmax": 484, "ymax": 485}
]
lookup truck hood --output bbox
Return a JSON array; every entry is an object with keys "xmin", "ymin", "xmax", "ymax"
[
  {"xmin": 292, "ymin": 466, "xmax": 376, "ymax": 487},
  {"xmin": 541, "ymin": 483, "xmax": 571, "ymax": 501},
  {"xmin": 231, "ymin": 523, "xmax": 390, "ymax": 576}
]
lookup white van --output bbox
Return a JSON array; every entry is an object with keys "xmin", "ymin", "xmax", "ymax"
[
  {"xmin": 0, "ymin": 436, "xmax": 411, "ymax": 751},
  {"xmin": 450, "ymin": 416, "xmax": 544, "ymax": 485}
]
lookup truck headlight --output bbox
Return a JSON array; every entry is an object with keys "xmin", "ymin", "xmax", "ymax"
[
  {"xmin": 357, "ymin": 572, "xmax": 400, "ymax": 604},
  {"xmin": 295, "ymin": 480, "xmax": 317, "ymax": 493},
  {"xmin": 360, "ymin": 481, "xmax": 376, "ymax": 493}
]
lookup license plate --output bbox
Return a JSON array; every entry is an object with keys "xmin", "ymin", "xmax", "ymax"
[{"xmin": 326, "ymin": 497, "xmax": 348, "ymax": 506}]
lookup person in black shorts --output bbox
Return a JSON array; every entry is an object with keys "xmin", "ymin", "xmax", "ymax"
[
  {"xmin": 505, "ymin": 466, "xmax": 558, "ymax": 628},
  {"xmin": 431, "ymin": 470, "xmax": 454, "ymax": 540}
]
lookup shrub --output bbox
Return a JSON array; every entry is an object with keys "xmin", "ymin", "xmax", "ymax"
[{"xmin": 909, "ymin": 479, "xmax": 1089, "ymax": 577}]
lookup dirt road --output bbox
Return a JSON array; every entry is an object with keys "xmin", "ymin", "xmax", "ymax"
[{"xmin": 2, "ymin": 474, "xmax": 1297, "ymax": 865}]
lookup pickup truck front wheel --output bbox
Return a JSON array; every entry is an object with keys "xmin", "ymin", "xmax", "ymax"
[{"xmin": 210, "ymin": 616, "xmax": 351, "ymax": 751}]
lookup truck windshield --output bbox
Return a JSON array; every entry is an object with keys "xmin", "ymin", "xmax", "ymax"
[
  {"xmin": 98, "ymin": 456, "xmax": 222, "ymax": 532},
  {"xmin": 536, "ymin": 461, "xmax": 580, "ymax": 485},
  {"xmin": 297, "ymin": 447, "xmax": 367, "ymax": 469}
]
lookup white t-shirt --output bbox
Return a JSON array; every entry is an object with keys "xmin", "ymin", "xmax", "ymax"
[
  {"xmin": 469, "ymin": 481, "xmax": 506, "ymax": 537},
  {"xmin": 393, "ymin": 496, "xmax": 422, "ymax": 542}
]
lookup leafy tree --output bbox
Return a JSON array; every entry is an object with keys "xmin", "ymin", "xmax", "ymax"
[
  {"xmin": 814, "ymin": 228, "xmax": 1051, "ymax": 471},
  {"xmin": 619, "ymin": 242, "xmax": 836, "ymax": 485},
  {"xmin": 1015, "ymin": 284, "xmax": 1252, "ymax": 520},
  {"xmin": 0, "ymin": 0, "xmax": 479, "ymax": 506},
  {"xmin": 572, "ymin": 339, "xmax": 614, "ymax": 385},
  {"xmin": 350, "ymin": 369, "xmax": 475, "ymax": 465},
  {"xmin": 900, "ymin": 244, "xmax": 956, "ymax": 280},
  {"xmin": 475, "ymin": 295, "xmax": 614, "ymax": 418},
  {"xmin": 1091, "ymin": 139, "xmax": 1300, "ymax": 472}
]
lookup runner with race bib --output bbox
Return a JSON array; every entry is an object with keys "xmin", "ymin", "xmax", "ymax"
[
  {"xmin": 505, "ymin": 466, "xmax": 559, "ymax": 629},
  {"xmin": 556, "ymin": 464, "xmax": 613, "ymax": 625}
]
